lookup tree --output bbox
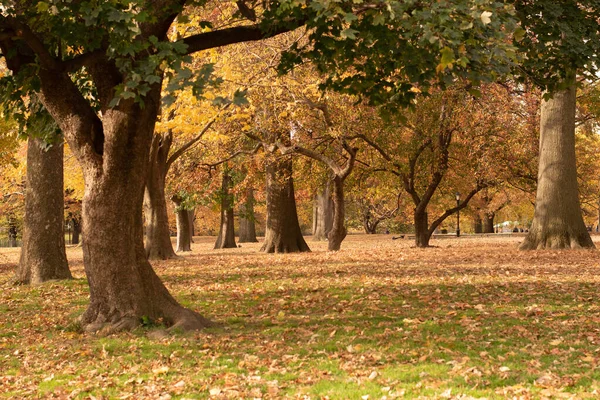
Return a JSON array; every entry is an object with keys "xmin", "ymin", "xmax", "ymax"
[
  {"xmin": 238, "ymin": 186, "xmax": 258, "ymax": 243},
  {"xmin": 514, "ymin": 1, "xmax": 600, "ymax": 249},
  {"xmin": 312, "ymin": 181, "xmax": 333, "ymax": 240},
  {"xmin": 214, "ymin": 167, "xmax": 237, "ymax": 249},
  {"xmin": 519, "ymin": 83, "xmax": 594, "ymax": 249},
  {"xmin": 0, "ymin": 1, "xmax": 304, "ymax": 332},
  {"xmin": 16, "ymin": 137, "xmax": 71, "ymax": 284},
  {"xmin": 261, "ymin": 154, "xmax": 310, "ymax": 253}
]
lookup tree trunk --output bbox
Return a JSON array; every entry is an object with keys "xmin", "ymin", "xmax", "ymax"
[
  {"xmin": 313, "ymin": 182, "xmax": 333, "ymax": 241},
  {"xmin": 473, "ymin": 214, "xmax": 483, "ymax": 234},
  {"xmin": 8, "ymin": 219, "xmax": 18, "ymax": 248},
  {"xmin": 363, "ymin": 211, "xmax": 379, "ymax": 234},
  {"xmin": 261, "ymin": 157, "xmax": 310, "ymax": 253},
  {"xmin": 483, "ymin": 212, "xmax": 495, "ymax": 234},
  {"xmin": 238, "ymin": 187, "xmax": 258, "ymax": 243},
  {"xmin": 520, "ymin": 83, "xmax": 594, "ymax": 250},
  {"xmin": 172, "ymin": 196, "xmax": 192, "ymax": 253},
  {"xmin": 71, "ymin": 218, "xmax": 81, "ymax": 245},
  {"xmin": 16, "ymin": 137, "xmax": 71, "ymax": 284},
  {"xmin": 327, "ymin": 176, "xmax": 347, "ymax": 251},
  {"xmin": 188, "ymin": 208, "xmax": 195, "ymax": 243},
  {"xmin": 214, "ymin": 171, "xmax": 237, "ymax": 249},
  {"xmin": 414, "ymin": 210, "xmax": 430, "ymax": 248},
  {"xmin": 38, "ymin": 79, "xmax": 210, "ymax": 331},
  {"xmin": 143, "ymin": 133, "xmax": 177, "ymax": 260}
]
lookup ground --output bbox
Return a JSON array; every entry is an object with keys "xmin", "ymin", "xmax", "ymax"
[{"xmin": 2, "ymin": 234, "xmax": 600, "ymax": 399}]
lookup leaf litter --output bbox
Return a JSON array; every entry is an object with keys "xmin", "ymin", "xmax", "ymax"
[{"xmin": 2, "ymin": 234, "xmax": 600, "ymax": 398}]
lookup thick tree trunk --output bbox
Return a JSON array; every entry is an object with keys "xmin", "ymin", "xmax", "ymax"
[
  {"xmin": 313, "ymin": 182, "xmax": 333, "ymax": 241},
  {"xmin": 473, "ymin": 214, "xmax": 483, "ymax": 234},
  {"xmin": 261, "ymin": 158, "xmax": 310, "ymax": 253},
  {"xmin": 520, "ymin": 84, "xmax": 594, "ymax": 250},
  {"xmin": 16, "ymin": 138, "xmax": 71, "ymax": 284},
  {"xmin": 238, "ymin": 187, "xmax": 258, "ymax": 243},
  {"xmin": 414, "ymin": 210, "xmax": 430, "ymax": 248},
  {"xmin": 144, "ymin": 133, "xmax": 177, "ymax": 260},
  {"xmin": 327, "ymin": 176, "xmax": 347, "ymax": 251},
  {"xmin": 483, "ymin": 212, "xmax": 495, "ymax": 234},
  {"xmin": 39, "ymin": 82, "xmax": 210, "ymax": 331},
  {"xmin": 214, "ymin": 171, "xmax": 237, "ymax": 249}
]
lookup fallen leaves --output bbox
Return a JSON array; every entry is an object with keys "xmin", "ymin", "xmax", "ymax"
[{"xmin": 2, "ymin": 235, "xmax": 600, "ymax": 398}]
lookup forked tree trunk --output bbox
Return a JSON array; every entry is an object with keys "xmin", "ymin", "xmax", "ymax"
[
  {"xmin": 414, "ymin": 210, "xmax": 430, "ymax": 248},
  {"xmin": 363, "ymin": 211, "xmax": 380, "ymax": 234},
  {"xmin": 327, "ymin": 176, "xmax": 347, "ymax": 251},
  {"xmin": 144, "ymin": 133, "xmax": 177, "ymax": 260},
  {"xmin": 214, "ymin": 171, "xmax": 237, "ymax": 249},
  {"xmin": 313, "ymin": 182, "xmax": 333, "ymax": 241},
  {"xmin": 261, "ymin": 158, "xmax": 310, "ymax": 253},
  {"xmin": 239, "ymin": 187, "xmax": 258, "ymax": 243},
  {"xmin": 16, "ymin": 137, "xmax": 71, "ymax": 284},
  {"xmin": 38, "ymin": 74, "xmax": 210, "ymax": 332},
  {"xmin": 473, "ymin": 215, "xmax": 483, "ymax": 234},
  {"xmin": 520, "ymin": 83, "xmax": 594, "ymax": 250},
  {"xmin": 483, "ymin": 212, "xmax": 495, "ymax": 234}
]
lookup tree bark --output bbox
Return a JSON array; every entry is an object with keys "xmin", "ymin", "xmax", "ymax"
[
  {"xmin": 238, "ymin": 187, "xmax": 258, "ymax": 243},
  {"xmin": 188, "ymin": 208, "xmax": 195, "ymax": 243},
  {"xmin": 327, "ymin": 176, "xmax": 347, "ymax": 251},
  {"xmin": 313, "ymin": 182, "xmax": 333, "ymax": 241},
  {"xmin": 16, "ymin": 137, "xmax": 71, "ymax": 284},
  {"xmin": 363, "ymin": 210, "xmax": 380, "ymax": 234},
  {"xmin": 261, "ymin": 157, "xmax": 310, "ymax": 253},
  {"xmin": 483, "ymin": 212, "xmax": 495, "ymax": 234},
  {"xmin": 143, "ymin": 133, "xmax": 177, "ymax": 260},
  {"xmin": 520, "ymin": 83, "xmax": 594, "ymax": 250},
  {"xmin": 414, "ymin": 210, "xmax": 430, "ymax": 248},
  {"xmin": 214, "ymin": 171, "xmax": 237, "ymax": 249},
  {"xmin": 473, "ymin": 214, "xmax": 483, "ymax": 234},
  {"xmin": 172, "ymin": 195, "xmax": 192, "ymax": 253}
]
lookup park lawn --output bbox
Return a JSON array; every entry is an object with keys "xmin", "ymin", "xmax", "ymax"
[{"xmin": 2, "ymin": 234, "xmax": 600, "ymax": 399}]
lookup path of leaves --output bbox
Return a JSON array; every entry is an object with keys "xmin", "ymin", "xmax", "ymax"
[{"xmin": 2, "ymin": 235, "xmax": 600, "ymax": 399}]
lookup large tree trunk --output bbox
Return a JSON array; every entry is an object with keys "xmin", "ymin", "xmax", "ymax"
[
  {"xmin": 238, "ymin": 187, "xmax": 258, "ymax": 243},
  {"xmin": 483, "ymin": 212, "xmax": 495, "ymax": 234},
  {"xmin": 261, "ymin": 158, "xmax": 310, "ymax": 253},
  {"xmin": 143, "ymin": 133, "xmax": 177, "ymax": 260},
  {"xmin": 16, "ymin": 138, "xmax": 71, "ymax": 284},
  {"xmin": 214, "ymin": 171, "xmax": 237, "ymax": 249},
  {"xmin": 520, "ymin": 84, "xmax": 594, "ymax": 250},
  {"xmin": 327, "ymin": 176, "xmax": 347, "ymax": 251},
  {"xmin": 414, "ymin": 210, "xmax": 430, "ymax": 248},
  {"xmin": 313, "ymin": 182, "xmax": 333, "ymax": 241},
  {"xmin": 38, "ymin": 75, "xmax": 210, "ymax": 332}
]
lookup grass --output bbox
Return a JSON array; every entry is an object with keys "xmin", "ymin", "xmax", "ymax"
[{"xmin": 2, "ymin": 234, "xmax": 600, "ymax": 398}]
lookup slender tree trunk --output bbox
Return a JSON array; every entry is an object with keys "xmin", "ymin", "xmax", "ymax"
[
  {"xmin": 214, "ymin": 171, "xmax": 237, "ymax": 249},
  {"xmin": 313, "ymin": 182, "xmax": 333, "ymax": 241},
  {"xmin": 261, "ymin": 157, "xmax": 310, "ymax": 253},
  {"xmin": 414, "ymin": 210, "xmax": 430, "ymax": 248},
  {"xmin": 144, "ymin": 133, "xmax": 177, "ymax": 260},
  {"xmin": 188, "ymin": 208, "xmax": 195, "ymax": 243},
  {"xmin": 171, "ymin": 196, "xmax": 192, "ymax": 253},
  {"xmin": 473, "ymin": 214, "xmax": 483, "ymax": 234},
  {"xmin": 71, "ymin": 217, "xmax": 81, "ymax": 245},
  {"xmin": 8, "ymin": 219, "xmax": 17, "ymax": 247},
  {"xmin": 483, "ymin": 212, "xmax": 495, "ymax": 234},
  {"xmin": 16, "ymin": 138, "xmax": 71, "ymax": 284},
  {"xmin": 239, "ymin": 187, "xmax": 258, "ymax": 243},
  {"xmin": 520, "ymin": 83, "xmax": 594, "ymax": 250},
  {"xmin": 363, "ymin": 211, "xmax": 379, "ymax": 234},
  {"xmin": 327, "ymin": 176, "xmax": 347, "ymax": 251}
]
